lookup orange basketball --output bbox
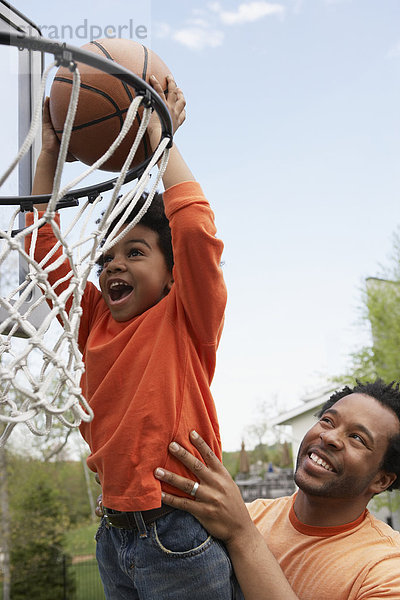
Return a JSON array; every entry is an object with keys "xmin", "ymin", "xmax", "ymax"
[{"xmin": 49, "ymin": 39, "xmax": 172, "ymax": 172}]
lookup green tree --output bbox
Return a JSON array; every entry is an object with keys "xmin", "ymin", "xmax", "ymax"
[
  {"xmin": 345, "ymin": 277, "xmax": 400, "ymax": 383},
  {"xmin": 336, "ymin": 230, "xmax": 400, "ymax": 521},
  {"xmin": 0, "ymin": 437, "xmax": 11, "ymax": 600},
  {"xmin": 222, "ymin": 450, "xmax": 240, "ymax": 478},
  {"xmin": 337, "ymin": 229, "xmax": 400, "ymax": 384},
  {"xmin": 9, "ymin": 458, "xmax": 75, "ymax": 600},
  {"xmin": 52, "ymin": 457, "xmax": 98, "ymax": 525}
]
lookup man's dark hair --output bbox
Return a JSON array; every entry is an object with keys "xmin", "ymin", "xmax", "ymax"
[
  {"xmin": 96, "ymin": 191, "xmax": 173, "ymax": 274},
  {"xmin": 316, "ymin": 379, "xmax": 400, "ymax": 491}
]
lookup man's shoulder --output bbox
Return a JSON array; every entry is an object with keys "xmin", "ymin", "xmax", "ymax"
[
  {"xmin": 246, "ymin": 494, "xmax": 293, "ymax": 528},
  {"xmin": 365, "ymin": 510, "xmax": 400, "ymax": 549}
]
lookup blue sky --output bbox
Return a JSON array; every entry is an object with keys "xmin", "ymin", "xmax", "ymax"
[{"xmin": 2, "ymin": 0, "xmax": 400, "ymax": 450}]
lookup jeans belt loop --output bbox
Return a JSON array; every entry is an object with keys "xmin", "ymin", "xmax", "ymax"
[{"xmin": 133, "ymin": 511, "xmax": 148, "ymax": 538}]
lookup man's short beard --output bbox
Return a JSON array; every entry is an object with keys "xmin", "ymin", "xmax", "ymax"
[{"xmin": 294, "ymin": 463, "xmax": 381, "ymax": 500}]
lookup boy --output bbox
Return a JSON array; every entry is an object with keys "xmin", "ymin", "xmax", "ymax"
[{"xmin": 29, "ymin": 76, "xmax": 240, "ymax": 599}]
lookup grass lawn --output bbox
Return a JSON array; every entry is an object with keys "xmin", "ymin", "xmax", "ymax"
[
  {"xmin": 65, "ymin": 521, "xmax": 105, "ymax": 599},
  {"xmin": 72, "ymin": 559, "xmax": 105, "ymax": 600},
  {"xmin": 65, "ymin": 520, "xmax": 99, "ymax": 557}
]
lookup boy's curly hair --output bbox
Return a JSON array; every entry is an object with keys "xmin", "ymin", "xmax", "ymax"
[{"xmin": 96, "ymin": 191, "xmax": 173, "ymax": 275}]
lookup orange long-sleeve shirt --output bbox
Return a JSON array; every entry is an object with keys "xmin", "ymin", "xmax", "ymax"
[
  {"xmin": 27, "ymin": 181, "xmax": 227, "ymax": 511},
  {"xmin": 248, "ymin": 494, "xmax": 400, "ymax": 599}
]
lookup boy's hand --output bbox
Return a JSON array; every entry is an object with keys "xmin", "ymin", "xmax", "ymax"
[
  {"xmin": 32, "ymin": 97, "xmax": 77, "ymax": 197},
  {"xmin": 40, "ymin": 96, "xmax": 76, "ymax": 162},
  {"xmin": 40, "ymin": 97, "xmax": 60, "ymax": 157},
  {"xmin": 146, "ymin": 74, "xmax": 194, "ymax": 188},
  {"xmin": 147, "ymin": 74, "xmax": 186, "ymax": 149},
  {"xmin": 95, "ymin": 493, "xmax": 104, "ymax": 517}
]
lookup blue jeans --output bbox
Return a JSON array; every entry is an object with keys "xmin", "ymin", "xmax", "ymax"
[{"xmin": 95, "ymin": 508, "xmax": 243, "ymax": 599}]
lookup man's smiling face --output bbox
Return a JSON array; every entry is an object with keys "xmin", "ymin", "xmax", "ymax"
[{"xmin": 294, "ymin": 393, "xmax": 399, "ymax": 500}]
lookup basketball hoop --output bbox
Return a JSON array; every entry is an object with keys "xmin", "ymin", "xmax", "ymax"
[{"xmin": 0, "ymin": 33, "xmax": 173, "ymax": 445}]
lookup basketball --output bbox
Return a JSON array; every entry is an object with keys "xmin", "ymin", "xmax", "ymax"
[{"xmin": 49, "ymin": 39, "xmax": 172, "ymax": 172}]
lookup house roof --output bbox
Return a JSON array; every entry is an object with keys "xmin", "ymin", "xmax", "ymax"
[{"xmin": 271, "ymin": 388, "xmax": 335, "ymax": 426}]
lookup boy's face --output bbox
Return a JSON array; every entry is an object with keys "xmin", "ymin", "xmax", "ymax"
[{"xmin": 99, "ymin": 223, "xmax": 173, "ymax": 322}]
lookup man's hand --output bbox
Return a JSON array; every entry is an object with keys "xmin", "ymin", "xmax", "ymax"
[
  {"xmin": 154, "ymin": 430, "xmax": 254, "ymax": 547},
  {"xmin": 155, "ymin": 432, "xmax": 299, "ymax": 600}
]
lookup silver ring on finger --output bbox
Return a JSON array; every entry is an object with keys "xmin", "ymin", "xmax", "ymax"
[{"xmin": 190, "ymin": 481, "xmax": 199, "ymax": 497}]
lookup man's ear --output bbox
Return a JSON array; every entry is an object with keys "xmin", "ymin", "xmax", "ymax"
[{"xmin": 369, "ymin": 470, "xmax": 397, "ymax": 495}]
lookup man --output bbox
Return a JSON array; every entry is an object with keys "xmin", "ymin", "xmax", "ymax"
[{"xmin": 154, "ymin": 379, "xmax": 400, "ymax": 599}]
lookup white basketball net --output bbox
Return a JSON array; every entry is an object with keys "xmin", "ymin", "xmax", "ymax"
[{"xmin": 0, "ymin": 59, "xmax": 170, "ymax": 446}]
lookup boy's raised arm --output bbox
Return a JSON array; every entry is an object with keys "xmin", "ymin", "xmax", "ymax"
[
  {"xmin": 32, "ymin": 74, "xmax": 192, "ymax": 213},
  {"xmin": 32, "ymin": 97, "xmax": 60, "ymax": 206},
  {"xmin": 148, "ymin": 75, "xmax": 195, "ymax": 190}
]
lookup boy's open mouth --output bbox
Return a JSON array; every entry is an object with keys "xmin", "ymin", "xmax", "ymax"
[{"xmin": 108, "ymin": 281, "xmax": 134, "ymax": 303}]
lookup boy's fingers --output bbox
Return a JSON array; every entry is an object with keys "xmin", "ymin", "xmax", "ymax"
[
  {"xmin": 150, "ymin": 74, "xmax": 165, "ymax": 97},
  {"xmin": 175, "ymin": 93, "xmax": 186, "ymax": 108},
  {"xmin": 175, "ymin": 100, "xmax": 186, "ymax": 120},
  {"xmin": 42, "ymin": 97, "xmax": 52, "ymax": 123},
  {"xmin": 95, "ymin": 494, "xmax": 104, "ymax": 517},
  {"xmin": 166, "ymin": 73, "xmax": 177, "ymax": 91}
]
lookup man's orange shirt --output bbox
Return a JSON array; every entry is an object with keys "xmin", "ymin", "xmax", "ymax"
[
  {"xmin": 248, "ymin": 494, "xmax": 400, "ymax": 599},
  {"xmin": 27, "ymin": 181, "xmax": 227, "ymax": 511}
]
